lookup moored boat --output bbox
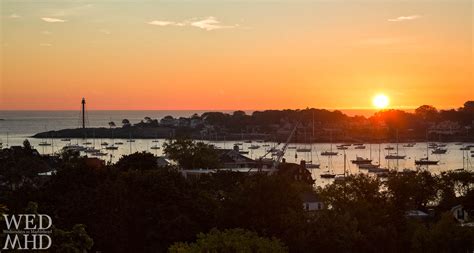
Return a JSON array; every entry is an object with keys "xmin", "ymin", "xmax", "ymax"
[
  {"xmin": 351, "ymin": 156, "xmax": 372, "ymax": 164},
  {"xmin": 432, "ymin": 148, "xmax": 447, "ymax": 154},
  {"xmin": 415, "ymin": 158, "xmax": 439, "ymax": 165}
]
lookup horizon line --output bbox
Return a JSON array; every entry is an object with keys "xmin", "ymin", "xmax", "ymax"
[{"xmin": 1, "ymin": 106, "xmax": 461, "ymax": 112}]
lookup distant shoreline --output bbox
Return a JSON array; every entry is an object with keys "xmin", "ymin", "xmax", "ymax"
[
  {"xmin": 1, "ymin": 108, "xmax": 420, "ymax": 117},
  {"xmin": 32, "ymin": 127, "xmax": 473, "ymax": 143}
]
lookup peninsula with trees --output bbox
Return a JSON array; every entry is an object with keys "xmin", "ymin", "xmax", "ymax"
[{"xmin": 33, "ymin": 101, "xmax": 474, "ymax": 142}]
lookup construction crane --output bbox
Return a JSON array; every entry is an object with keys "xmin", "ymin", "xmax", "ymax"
[
  {"xmin": 256, "ymin": 123, "xmax": 299, "ymax": 171},
  {"xmin": 273, "ymin": 123, "xmax": 299, "ymax": 168}
]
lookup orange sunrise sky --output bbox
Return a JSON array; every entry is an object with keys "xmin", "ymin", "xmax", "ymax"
[{"xmin": 0, "ymin": 0, "xmax": 473, "ymax": 110}]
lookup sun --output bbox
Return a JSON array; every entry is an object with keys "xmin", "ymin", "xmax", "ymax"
[{"xmin": 372, "ymin": 94, "xmax": 389, "ymax": 109}]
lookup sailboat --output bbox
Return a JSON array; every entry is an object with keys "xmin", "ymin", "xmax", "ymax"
[
  {"xmin": 296, "ymin": 147, "xmax": 312, "ymax": 152},
  {"xmin": 359, "ymin": 142, "xmax": 382, "ymax": 169},
  {"xmin": 321, "ymin": 149, "xmax": 338, "ymax": 178},
  {"xmin": 385, "ymin": 130, "xmax": 406, "ymax": 159},
  {"xmin": 105, "ymin": 128, "xmax": 118, "ymax": 150},
  {"xmin": 432, "ymin": 148, "xmax": 447, "ymax": 154},
  {"xmin": 351, "ymin": 156, "xmax": 372, "ymax": 164},
  {"xmin": 150, "ymin": 141, "xmax": 161, "ymax": 150},
  {"xmin": 306, "ymin": 144, "xmax": 320, "ymax": 169},
  {"xmin": 38, "ymin": 127, "xmax": 52, "ymax": 146},
  {"xmin": 415, "ymin": 131, "xmax": 439, "ymax": 166},
  {"xmin": 336, "ymin": 145, "xmax": 348, "ymax": 150},
  {"xmin": 296, "ymin": 126, "xmax": 311, "ymax": 152},
  {"xmin": 321, "ymin": 130, "xmax": 338, "ymax": 156},
  {"xmin": 334, "ymin": 151, "xmax": 349, "ymax": 181}
]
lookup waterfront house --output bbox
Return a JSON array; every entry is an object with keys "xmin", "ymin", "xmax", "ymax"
[
  {"xmin": 277, "ymin": 161, "xmax": 315, "ymax": 185},
  {"xmin": 216, "ymin": 148, "xmax": 257, "ymax": 169},
  {"xmin": 300, "ymin": 191, "xmax": 324, "ymax": 211}
]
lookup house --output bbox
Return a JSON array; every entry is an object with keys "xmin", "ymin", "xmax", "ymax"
[
  {"xmin": 429, "ymin": 121, "xmax": 463, "ymax": 135},
  {"xmin": 84, "ymin": 157, "xmax": 105, "ymax": 169},
  {"xmin": 277, "ymin": 160, "xmax": 315, "ymax": 185},
  {"xmin": 178, "ymin": 117, "xmax": 190, "ymax": 127},
  {"xmin": 216, "ymin": 148, "xmax": 257, "ymax": 169},
  {"xmin": 160, "ymin": 116, "xmax": 178, "ymax": 127},
  {"xmin": 190, "ymin": 118, "xmax": 203, "ymax": 128},
  {"xmin": 300, "ymin": 191, "xmax": 324, "ymax": 211},
  {"xmin": 451, "ymin": 205, "xmax": 469, "ymax": 223},
  {"xmin": 156, "ymin": 156, "xmax": 173, "ymax": 167}
]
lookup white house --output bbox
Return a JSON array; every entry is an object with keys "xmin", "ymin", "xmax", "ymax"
[{"xmin": 300, "ymin": 191, "xmax": 324, "ymax": 211}]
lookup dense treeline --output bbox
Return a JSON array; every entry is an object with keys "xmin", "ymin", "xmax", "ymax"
[
  {"xmin": 34, "ymin": 101, "xmax": 474, "ymax": 142},
  {"xmin": 200, "ymin": 101, "xmax": 474, "ymax": 130},
  {"xmin": 1, "ymin": 144, "xmax": 474, "ymax": 252}
]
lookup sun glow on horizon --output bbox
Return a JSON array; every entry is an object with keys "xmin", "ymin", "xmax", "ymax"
[{"xmin": 372, "ymin": 94, "xmax": 390, "ymax": 109}]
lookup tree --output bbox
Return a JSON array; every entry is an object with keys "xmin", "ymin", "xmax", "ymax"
[
  {"xmin": 108, "ymin": 121, "xmax": 116, "ymax": 128},
  {"xmin": 52, "ymin": 224, "xmax": 94, "ymax": 253},
  {"xmin": 415, "ymin": 105, "xmax": 438, "ymax": 122},
  {"xmin": 163, "ymin": 139, "xmax": 220, "ymax": 169},
  {"xmin": 23, "ymin": 139, "xmax": 32, "ymax": 150},
  {"xmin": 461, "ymin": 101, "xmax": 474, "ymax": 112},
  {"xmin": 169, "ymin": 228, "xmax": 287, "ymax": 253},
  {"xmin": 23, "ymin": 202, "xmax": 94, "ymax": 253},
  {"xmin": 122, "ymin": 119, "xmax": 131, "ymax": 127},
  {"xmin": 115, "ymin": 152, "xmax": 159, "ymax": 171},
  {"xmin": 232, "ymin": 110, "xmax": 246, "ymax": 117},
  {"xmin": 385, "ymin": 171, "xmax": 438, "ymax": 211}
]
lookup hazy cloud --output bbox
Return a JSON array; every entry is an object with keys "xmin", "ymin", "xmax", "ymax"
[
  {"xmin": 388, "ymin": 15, "xmax": 421, "ymax": 22},
  {"xmin": 42, "ymin": 17, "xmax": 67, "ymax": 23},
  {"xmin": 148, "ymin": 20, "xmax": 177, "ymax": 26},
  {"xmin": 8, "ymin": 13, "xmax": 21, "ymax": 18},
  {"xmin": 40, "ymin": 43, "xmax": 52, "ymax": 47},
  {"xmin": 148, "ymin": 16, "xmax": 237, "ymax": 31},
  {"xmin": 190, "ymin": 16, "xmax": 237, "ymax": 31},
  {"xmin": 41, "ymin": 31, "xmax": 52, "ymax": 35}
]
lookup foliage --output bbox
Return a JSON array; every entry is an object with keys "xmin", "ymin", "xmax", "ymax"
[
  {"xmin": 168, "ymin": 228, "xmax": 287, "ymax": 253},
  {"xmin": 52, "ymin": 224, "xmax": 94, "ymax": 253},
  {"xmin": 1, "ymin": 145, "xmax": 474, "ymax": 253},
  {"xmin": 115, "ymin": 151, "xmax": 159, "ymax": 171},
  {"xmin": 163, "ymin": 139, "xmax": 220, "ymax": 169}
]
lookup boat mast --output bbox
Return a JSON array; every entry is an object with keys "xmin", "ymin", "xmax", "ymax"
[
  {"xmin": 426, "ymin": 130, "xmax": 429, "ymax": 160},
  {"xmin": 378, "ymin": 142, "xmax": 381, "ymax": 165},
  {"xmin": 396, "ymin": 129, "xmax": 399, "ymax": 156},
  {"xmin": 330, "ymin": 130, "xmax": 333, "ymax": 152},
  {"xmin": 462, "ymin": 149, "xmax": 465, "ymax": 170},
  {"xmin": 343, "ymin": 149, "xmax": 346, "ymax": 177},
  {"xmin": 396, "ymin": 129, "xmax": 399, "ymax": 169}
]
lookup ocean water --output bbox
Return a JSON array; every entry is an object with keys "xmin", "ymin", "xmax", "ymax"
[
  {"xmin": 0, "ymin": 109, "xmax": 384, "ymax": 135},
  {"xmin": 0, "ymin": 110, "xmax": 471, "ymax": 188}
]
